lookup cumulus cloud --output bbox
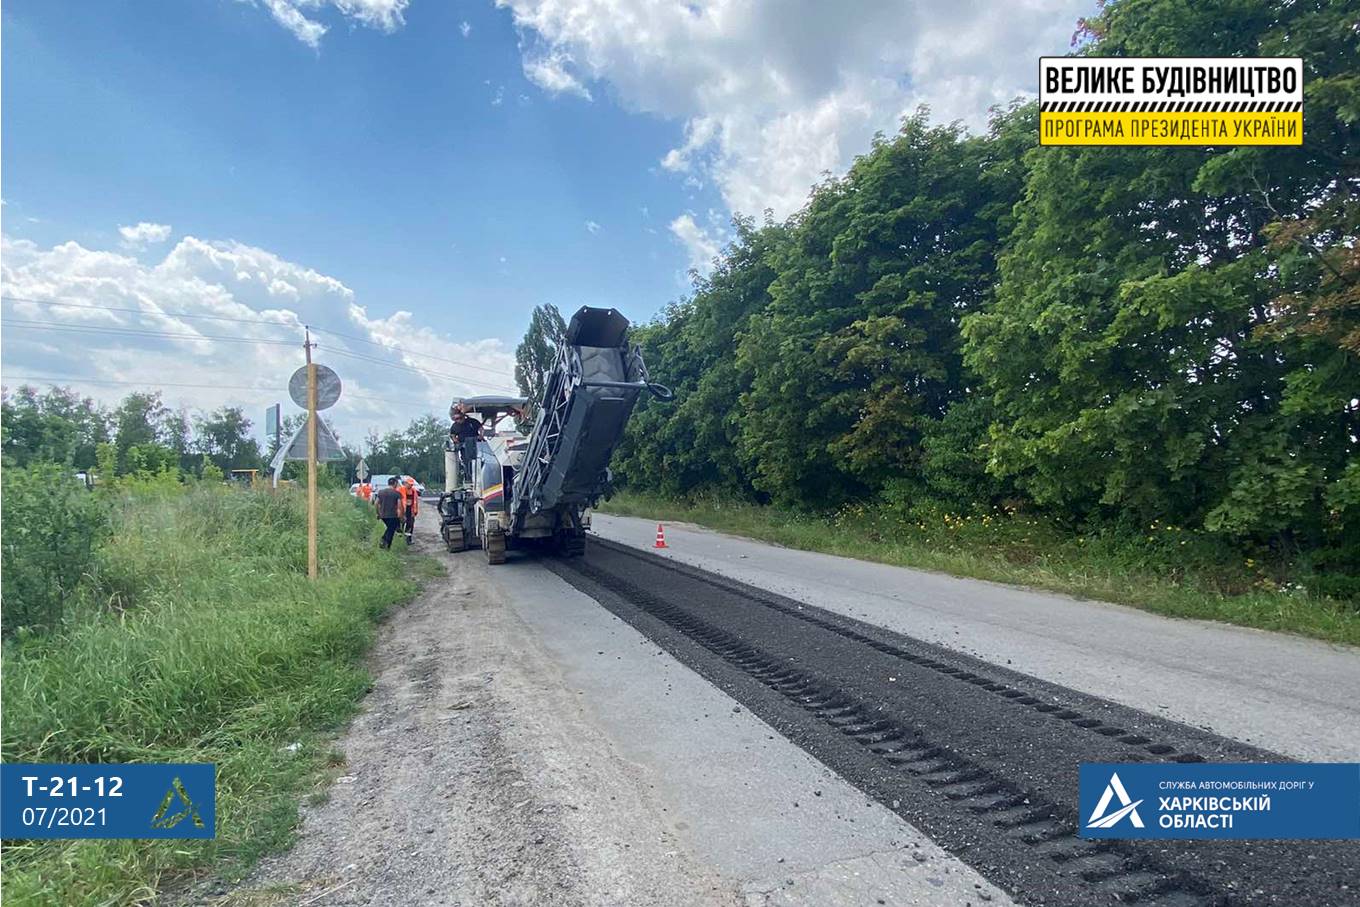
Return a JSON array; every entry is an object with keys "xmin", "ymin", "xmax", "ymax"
[
  {"xmin": 669, "ymin": 213, "xmax": 721, "ymax": 274},
  {"xmin": 497, "ymin": 0, "xmax": 1091, "ymax": 219},
  {"xmin": 118, "ymin": 222, "xmax": 173, "ymax": 249},
  {"xmin": 584, "ymin": 220, "xmax": 601, "ymax": 234},
  {"xmin": 254, "ymin": 0, "xmax": 409, "ymax": 48},
  {"xmin": 1, "ymin": 231, "xmax": 515, "ymax": 443},
  {"xmin": 460, "ymin": 20, "xmax": 473, "ymax": 37},
  {"xmin": 522, "ymin": 48, "xmax": 593, "ymax": 99}
]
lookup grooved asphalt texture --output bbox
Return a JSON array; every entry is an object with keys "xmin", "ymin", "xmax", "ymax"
[{"xmin": 549, "ymin": 539, "xmax": 1360, "ymax": 907}]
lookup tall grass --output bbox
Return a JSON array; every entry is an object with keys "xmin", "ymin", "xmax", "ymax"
[
  {"xmin": 1, "ymin": 483, "xmax": 436, "ymax": 905},
  {"xmin": 600, "ymin": 492, "xmax": 1359, "ymax": 646}
]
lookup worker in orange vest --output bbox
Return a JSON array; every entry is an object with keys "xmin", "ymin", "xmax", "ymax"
[
  {"xmin": 399, "ymin": 477, "xmax": 420, "ymax": 543},
  {"xmin": 357, "ymin": 480, "xmax": 373, "ymax": 501}
]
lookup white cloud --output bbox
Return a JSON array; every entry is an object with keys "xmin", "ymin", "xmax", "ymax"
[
  {"xmin": 498, "ymin": 0, "xmax": 1091, "ymax": 219},
  {"xmin": 118, "ymin": 222, "xmax": 173, "ymax": 249},
  {"xmin": 1, "ymin": 231, "xmax": 515, "ymax": 444},
  {"xmin": 584, "ymin": 220, "xmax": 601, "ymax": 234},
  {"xmin": 521, "ymin": 49, "xmax": 592, "ymax": 99},
  {"xmin": 668, "ymin": 213, "xmax": 721, "ymax": 273},
  {"xmin": 254, "ymin": 0, "xmax": 409, "ymax": 48},
  {"xmin": 460, "ymin": 20, "xmax": 473, "ymax": 37}
]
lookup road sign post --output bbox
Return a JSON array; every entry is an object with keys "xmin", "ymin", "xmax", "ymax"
[
  {"xmin": 306, "ymin": 333, "xmax": 318, "ymax": 580},
  {"xmin": 288, "ymin": 348, "xmax": 343, "ymax": 582}
]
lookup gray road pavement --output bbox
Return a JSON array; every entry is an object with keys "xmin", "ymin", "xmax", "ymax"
[
  {"xmin": 234, "ymin": 511, "xmax": 1012, "ymax": 907},
  {"xmin": 591, "ymin": 514, "xmax": 1360, "ymax": 762},
  {"xmin": 487, "ymin": 558, "xmax": 1014, "ymax": 906}
]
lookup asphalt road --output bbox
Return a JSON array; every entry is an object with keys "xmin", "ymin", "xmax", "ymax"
[
  {"xmin": 231, "ymin": 511, "xmax": 1013, "ymax": 907},
  {"xmin": 551, "ymin": 537, "xmax": 1360, "ymax": 906},
  {"xmin": 591, "ymin": 514, "xmax": 1360, "ymax": 762},
  {"xmin": 231, "ymin": 511, "xmax": 1359, "ymax": 907}
]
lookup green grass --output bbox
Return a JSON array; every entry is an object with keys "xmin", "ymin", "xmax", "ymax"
[
  {"xmin": 1, "ymin": 483, "xmax": 438, "ymax": 906},
  {"xmin": 600, "ymin": 492, "xmax": 1360, "ymax": 646}
]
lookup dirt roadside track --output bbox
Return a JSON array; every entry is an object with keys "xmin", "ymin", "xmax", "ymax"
[{"xmin": 218, "ymin": 511, "xmax": 738, "ymax": 907}]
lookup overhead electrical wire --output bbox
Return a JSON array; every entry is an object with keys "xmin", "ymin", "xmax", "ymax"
[
  {"xmin": 0, "ymin": 372, "xmax": 405, "ymax": 407},
  {"xmin": 3, "ymin": 318, "xmax": 301, "ymax": 347},
  {"xmin": 4, "ymin": 293, "xmax": 516, "ymax": 378},
  {"xmin": 307, "ymin": 325, "xmax": 513, "ymax": 376},
  {"xmin": 2, "ymin": 318, "xmax": 514, "ymax": 392},
  {"xmin": 1, "ymin": 294, "xmax": 296, "ymax": 328},
  {"xmin": 315, "ymin": 345, "xmax": 515, "ymax": 392}
]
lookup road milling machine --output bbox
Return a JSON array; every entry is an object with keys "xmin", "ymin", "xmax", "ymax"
[{"xmin": 437, "ymin": 306, "xmax": 671, "ymax": 564}]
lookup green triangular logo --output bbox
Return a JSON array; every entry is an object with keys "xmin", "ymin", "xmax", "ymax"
[{"xmin": 150, "ymin": 777, "xmax": 205, "ymax": 830}]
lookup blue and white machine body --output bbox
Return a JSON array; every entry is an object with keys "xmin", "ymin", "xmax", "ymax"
[{"xmin": 438, "ymin": 306, "xmax": 669, "ymax": 563}]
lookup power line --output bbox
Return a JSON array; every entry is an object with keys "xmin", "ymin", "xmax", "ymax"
[
  {"xmin": 306, "ymin": 326, "xmax": 511, "ymax": 375},
  {"xmin": 317, "ymin": 344, "xmax": 515, "ymax": 392},
  {"xmin": 2, "ymin": 294, "xmax": 296, "ymax": 328},
  {"xmin": 3, "ymin": 318, "xmax": 301, "ymax": 347},
  {"xmin": 3, "ymin": 296, "xmax": 514, "ymax": 380},
  {"xmin": 2, "ymin": 374, "xmax": 279, "ymax": 393},
  {"xmin": 0, "ymin": 373, "xmax": 406, "ymax": 407}
]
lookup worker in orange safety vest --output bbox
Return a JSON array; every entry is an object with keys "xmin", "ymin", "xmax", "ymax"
[{"xmin": 398, "ymin": 477, "xmax": 419, "ymax": 543}]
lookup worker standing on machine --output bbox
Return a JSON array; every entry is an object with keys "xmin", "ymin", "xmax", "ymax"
[
  {"xmin": 450, "ymin": 405, "xmax": 485, "ymax": 483},
  {"xmin": 400, "ymin": 477, "xmax": 419, "ymax": 544}
]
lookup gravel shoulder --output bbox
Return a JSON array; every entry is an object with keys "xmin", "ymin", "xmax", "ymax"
[
  {"xmin": 221, "ymin": 513, "xmax": 736, "ymax": 907},
  {"xmin": 219, "ymin": 510, "xmax": 1011, "ymax": 907}
]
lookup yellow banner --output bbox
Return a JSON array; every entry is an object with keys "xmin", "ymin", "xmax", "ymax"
[{"xmin": 1040, "ymin": 111, "xmax": 1302, "ymax": 146}]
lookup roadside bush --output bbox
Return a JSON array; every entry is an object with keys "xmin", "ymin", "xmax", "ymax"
[
  {"xmin": 1, "ymin": 484, "xmax": 433, "ymax": 905},
  {"xmin": 1, "ymin": 463, "xmax": 110, "ymax": 635}
]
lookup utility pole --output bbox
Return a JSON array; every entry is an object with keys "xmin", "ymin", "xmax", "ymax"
[{"xmin": 305, "ymin": 327, "xmax": 318, "ymax": 580}]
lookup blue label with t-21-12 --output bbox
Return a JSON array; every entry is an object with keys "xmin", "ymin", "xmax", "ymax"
[{"xmin": 1, "ymin": 763, "xmax": 216, "ymax": 839}]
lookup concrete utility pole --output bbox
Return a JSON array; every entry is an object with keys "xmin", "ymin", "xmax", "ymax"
[{"xmin": 305, "ymin": 327, "xmax": 318, "ymax": 580}]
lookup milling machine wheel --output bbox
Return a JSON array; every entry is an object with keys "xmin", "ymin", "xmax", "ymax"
[
  {"xmin": 485, "ymin": 530, "xmax": 507, "ymax": 565},
  {"xmin": 559, "ymin": 531, "xmax": 586, "ymax": 558},
  {"xmin": 444, "ymin": 525, "xmax": 465, "ymax": 553}
]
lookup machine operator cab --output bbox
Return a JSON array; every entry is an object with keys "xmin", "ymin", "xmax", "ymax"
[{"xmin": 440, "ymin": 394, "xmax": 544, "ymax": 563}]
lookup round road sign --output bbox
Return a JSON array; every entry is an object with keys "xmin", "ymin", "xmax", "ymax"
[{"xmin": 289, "ymin": 364, "xmax": 342, "ymax": 411}]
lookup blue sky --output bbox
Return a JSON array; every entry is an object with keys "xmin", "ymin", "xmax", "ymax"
[
  {"xmin": 2, "ymin": 0, "xmax": 1090, "ymax": 444},
  {"xmin": 3, "ymin": 0, "xmax": 709, "ymax": 338}
]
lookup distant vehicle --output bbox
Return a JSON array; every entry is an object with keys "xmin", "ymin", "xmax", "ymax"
[
  {"xmin": 229, "ymin": 469, "xmax": 260, "ymax": 487},
  {"xmin": 366, "ymin": 474, "xmax": 426, "ymax": 496}
]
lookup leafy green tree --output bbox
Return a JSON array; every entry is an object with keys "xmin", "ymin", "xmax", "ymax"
[
  {"xmin": 964, "ymin": 0, "xmax": 1359, "ymax": 562},
  {"xmin": 163, "ymin": 409, "xmax": 198, "ymax": 475},
  {"xmin": 615, "ymin": 216, "xmax": 787, "ymax": 498},
  {"xmin": 1, "ymin": 386, "xmax": 109, "ymax": 469},
  {"xmin": 111, "ymin": 392, "xmax": 170, "ymax": 474},
  {"xmin": 194, "ymin": 406, "xmax": 263, "ymax": 473},
  {"xmin": 515, "ymin": 303, "xmax": 566, "ymax": 408},
  {"xmin": 738, "ymin": 110, "xmax": 1032, "ymax": 508}
]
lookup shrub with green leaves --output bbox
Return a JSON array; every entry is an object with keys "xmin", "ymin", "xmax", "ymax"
[
  {"xmin": 1, "ymin": 483, "xmax": 433, "ymax": 905},
  {"xmin": 1, "ymin": 463, "xmax": 110, "ymax": 635}
]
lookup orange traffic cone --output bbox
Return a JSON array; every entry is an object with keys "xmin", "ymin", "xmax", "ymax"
[{"xmin": 654, "ymin": 523, "xmax": 669, "ymax": 549}]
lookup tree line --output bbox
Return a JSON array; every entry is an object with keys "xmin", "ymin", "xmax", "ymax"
[
  {"xmin": 2, "ymin": 387, "xmax": 266, "ymax": 479},
  {"xmin": 1, "ymin": 386, "xmax": 456, "ymax": 487},
  {"xmin": 609, "ymin": 0, "xmax": 1358, "ymax": 588}
]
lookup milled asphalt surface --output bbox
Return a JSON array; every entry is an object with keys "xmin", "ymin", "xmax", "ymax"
[
  {"xmin": 549, "ymin": 539, "xmax": 1360, "ymax": 906},
  {"xmin": 591, "ymin": 514, "xmax": 1360, "ymax": 762},
  {"xmin": 229, "ymin": 511, "xmax": 1013, "ymax": 907},
  {"xmin": 487, "ymin": 557, "xmax": 1015, "ymax": 907}
]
